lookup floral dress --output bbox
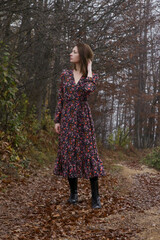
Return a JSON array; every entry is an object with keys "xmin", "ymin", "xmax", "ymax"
[{"xmin": 53, "ymin": 69, "xmax": 106, "ymax": 179}]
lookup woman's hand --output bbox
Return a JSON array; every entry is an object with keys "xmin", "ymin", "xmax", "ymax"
[
  {"xmin": 87, "ymin": 59, "xmax": 93, "ymax": 77},
  {"xmin": 55, "ymin": 123, "xmax": 61, "ymax": 134},
  {"xmin": 87, "ymin": 59, "xmax": 92, "ymax": 72}
]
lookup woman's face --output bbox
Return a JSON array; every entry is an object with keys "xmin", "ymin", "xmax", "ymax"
[{"xmin": 70, "ymin": 46, "xmax": 80, "ymax": 63}]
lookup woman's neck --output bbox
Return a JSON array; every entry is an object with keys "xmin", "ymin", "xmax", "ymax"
[{"xmin": 75, "ymin": 63, "xmax": 81, "ymax": 73}]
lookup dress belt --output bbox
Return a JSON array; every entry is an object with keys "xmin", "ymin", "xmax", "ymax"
[{"xmin": 64, "ymin": 98, "xmax": 87, "ymax": 103}]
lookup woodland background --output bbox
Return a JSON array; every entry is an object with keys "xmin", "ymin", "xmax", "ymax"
[
  {"xmin": 0, "ymin": 1, "xmax": 160, "ymax": 239},
  {"xmin": 0, "ymin": 0, "xmax": 160, "ymax": 177}
]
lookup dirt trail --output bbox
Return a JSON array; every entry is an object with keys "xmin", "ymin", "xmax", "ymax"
[
  {"xmin": 115, "ymin": 163, "xmax": 158, "ymax": 183},
  {"xmin": 108, "ymin": 162, "xmax": 160, "ymax": 240},
  {"xmin": 0, "ymin": 159, "xmax": 160, "ymax": 240}
]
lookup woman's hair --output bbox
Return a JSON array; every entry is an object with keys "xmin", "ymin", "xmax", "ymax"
[{"xmin": 72, "ymin": 42, "xmax": 94, "ymax": 77}]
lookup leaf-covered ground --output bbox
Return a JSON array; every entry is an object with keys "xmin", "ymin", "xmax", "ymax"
[{"xmin": 0, "ymin": 155, "xmax": 160, "ymax": 240}]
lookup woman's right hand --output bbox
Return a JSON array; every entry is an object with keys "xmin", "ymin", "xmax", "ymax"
[{"xmin": 55, "ymin": 123, "xmax": 61, "ymax": 134}]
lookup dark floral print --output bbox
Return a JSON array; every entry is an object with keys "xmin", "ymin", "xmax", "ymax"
[{"xmin": 53, "ymin": 69, "xmax": 106, "ymax": 179}]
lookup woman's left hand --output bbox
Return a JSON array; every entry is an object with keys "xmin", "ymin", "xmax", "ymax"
[{"xmin": 87, "ymin": 59, "xmax": 92, "ymax": 73}]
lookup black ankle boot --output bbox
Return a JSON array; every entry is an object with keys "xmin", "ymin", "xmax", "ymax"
[
  {"xmin": 90, "ymin": 176, "xmax": 101, "ymax": 209},
  {"xmin": 68, "ymin": 177, "xmax": 78, "ymax": 204}
]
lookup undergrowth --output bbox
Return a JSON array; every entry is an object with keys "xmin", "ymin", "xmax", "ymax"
[{"xmin": 141, "ymin": 146, "xmax": 160, "ymax": 170}]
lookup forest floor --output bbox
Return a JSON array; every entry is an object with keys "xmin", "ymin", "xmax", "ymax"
[{"xmin": 0, "ymin": 149, "xmax": 160, "ymax": 240}]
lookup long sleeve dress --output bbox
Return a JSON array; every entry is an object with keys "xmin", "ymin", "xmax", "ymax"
[{"xmin": 53, "ymin": 69, "xmax": 106, "ymax": 179}]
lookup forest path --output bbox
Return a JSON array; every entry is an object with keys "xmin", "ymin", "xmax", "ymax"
[
  {"xmin": 0, "ymin": 158, "xmax": 160, "ymax": 239},
  {"xmin": 108, "ymin": 161, "xmax": 160, "ymax": 240}
]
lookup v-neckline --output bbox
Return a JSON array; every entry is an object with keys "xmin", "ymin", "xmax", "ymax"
[{"xmin": 72, "ymin": 69, "xmax": 83, "ymax": 86}]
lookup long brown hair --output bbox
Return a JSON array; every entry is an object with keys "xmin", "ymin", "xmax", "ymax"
[{"xmin": 72, "ymin": 42, "xmax": 94, "ymax": 77}]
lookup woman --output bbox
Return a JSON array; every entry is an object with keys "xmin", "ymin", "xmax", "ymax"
[{"xmin": 54, "ymin": 42, "xmax": 106, "ymax": 208}]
